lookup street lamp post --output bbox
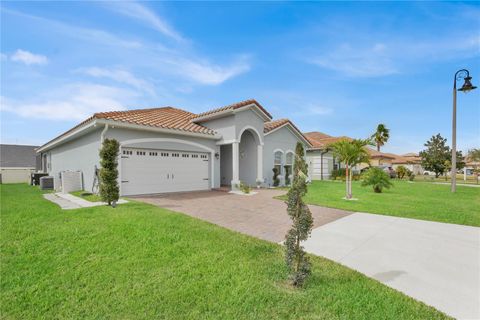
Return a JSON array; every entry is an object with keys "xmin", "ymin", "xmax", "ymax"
[{"xmin": 451, "ymin": 69, "xmax": 477, "ymax": 193}]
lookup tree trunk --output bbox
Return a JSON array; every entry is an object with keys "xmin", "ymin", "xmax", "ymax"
[
  {"xmin": 348, "ymin": 168, "xmax": 353, "ymax": 198},
  {"xmin": 345, "ymin": 164, "xmax": 350, "ymax": 199},
  {"xmin": 377, "ymin": 144, "xmax": 380, "ymax": 152}
]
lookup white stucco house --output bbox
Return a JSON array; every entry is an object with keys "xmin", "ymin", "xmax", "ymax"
[{"xmin": 37, "ymin": 99, "xmax": 311, "ymax": 196}]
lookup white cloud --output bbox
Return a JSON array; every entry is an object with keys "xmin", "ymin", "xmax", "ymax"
[
  {"xmin": 106, "ymin": 2, "xmax": 184, "ymax": 42},
  {"xmin": 310, "ymin": 43, "xmax": 398, "ymax": 78},
  {"xmin": 77, "ymin": 67, "xmax": 156, "ymax": 95},
  {"xmin": 11, "ymin": 49, "xmax": 48, "ymax": 65},
  {"xmin": 169, "ymin": 56, "xmax": 251, "ymax": 85},
  {"xmin": 1, "ymin": 84, "xmax": 134, "ymax": 121}
]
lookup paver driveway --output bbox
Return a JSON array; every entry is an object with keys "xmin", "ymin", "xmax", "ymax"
[{"xmin": 132, "ymin": 189, "xmax": 350, "ymax": 242}]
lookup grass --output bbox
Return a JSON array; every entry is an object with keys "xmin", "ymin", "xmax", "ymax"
[
  {"xmin": 70, "ymin": 190, "xmax": 102, "ymax": 202},
  {"xmin": 291, "ymin": 180, "xmax": 479, "ymax": 227},
  {"xmin": 0, "ymin": 184, "xmax": 449, "ymax": 319},
  {"xmin": 414, "ymin": 174, "xmax": 479, "ymax": 185}
]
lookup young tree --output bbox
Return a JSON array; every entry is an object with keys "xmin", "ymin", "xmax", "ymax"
[
  {"xmin": 284, "ymin": 142, "xmax": 313, "ymax": 287},
  {"xmin": 420, "ymin": 134, "xmax": 464, "ymax": 178},
  {"xmin": 372, "ymin": 124, "xmax": 390, "ymax": 152},
  {"xmin": 467, "ymin": 148, "xmax": 480, "ymax": 184},
  {"xmin": 328, "ymin": 139, "xmax": 371, "ymax": 199},
  {"xmin": 99, "ymin": 138, "xmax": 120, "ymax": 206}
]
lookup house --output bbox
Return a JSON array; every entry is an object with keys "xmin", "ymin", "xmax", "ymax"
[
  {"xmin": 304, "ymin": 132, "xmax": 351, "ymax": 180},
  {"xmin": 37, "ymin": 100, "xmax": 311, "ymax": 196},
  {"xmin": 391, "ymin": 153, "xmax": 424, "ymax": 175},
  {"xmin": 0, "ymin": 144, "xmax": 41, "ymax": 183}
]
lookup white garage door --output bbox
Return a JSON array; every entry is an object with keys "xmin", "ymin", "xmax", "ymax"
[{"xmin": 121, "ymin": 148, "xmax": 210, "ymax": 196}]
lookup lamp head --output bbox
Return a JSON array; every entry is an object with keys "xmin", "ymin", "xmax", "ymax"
[{"xmin": 458, "ymin": 76, "xmax": 477, "ymax": 92}]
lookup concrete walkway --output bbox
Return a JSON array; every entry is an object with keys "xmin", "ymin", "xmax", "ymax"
[
  {"xmin": 43, "ymin": 193, "xmax": 128, "ymax": 210},
  {"xmin": 303, "ymin": 212, "xmax": 480, "ymax": 320}
]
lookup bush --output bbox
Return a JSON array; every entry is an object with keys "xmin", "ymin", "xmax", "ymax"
[
  {"xmin": 361, "ymin": 167, "xmax": 393, "ymax": 193},
  {"xmin": 238, "ymin": 181, "xmax": 251, "ymax": 194},
  {"xmin": 331, "ymin": 168, "xmax": 360, "ymax": 181},
  {"xmin": 330, "ymin": 168, "xmax": 346, "ymax": 180},
  {"xmin": 272, "ymin": 168, "xmax": 280, "ymax": 187},
  {"xmin": 99, "ymin": 138, "xmax": 120, "ymax": 206},
  {"xmin": 396, "ymin": 166, "xmax": 407, "ymax": 179}
]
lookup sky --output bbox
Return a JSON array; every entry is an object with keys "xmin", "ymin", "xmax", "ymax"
[{"xmin": 1, "ymin": 1, "xmax": 479, "ymax": 154}]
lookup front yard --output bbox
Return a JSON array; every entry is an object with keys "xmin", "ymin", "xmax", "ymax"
[
  {"xmin": 299, "ymin": 180, "xmax": 480, "ymax": 227},
  {"xmin": 0, "ymin": 184, "xmax": 449, "ymax": 319}
]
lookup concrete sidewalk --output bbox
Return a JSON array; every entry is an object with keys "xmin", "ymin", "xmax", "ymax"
[
  {"xmin": 43, "ymin": 193, "xmax": 128, "ymax": 210},
  {"xmin": 303, "ymin": 213, "xmax": 480, "ymax": 319}
]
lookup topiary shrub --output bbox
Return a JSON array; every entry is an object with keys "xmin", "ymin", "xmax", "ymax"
[
  {"xmin": 284, "ymin": 165, "xmax": 291, "ymax": 185},
  {"xmin": 99, "ymin": 138, "xmax": 120, "ymax": 206},
  {"xmin": 361, "ymin": 167, "xmax": 393, "ymax": 193},
  {"xmin": 284, "ymin": 142, "xmax": 313, "ymax": 287},
  {"xmin": 272, "ymin": 168, "xmax": 280, "ymax": 187}
]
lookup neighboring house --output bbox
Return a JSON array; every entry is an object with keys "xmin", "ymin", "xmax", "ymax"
[
  {"xmin": 0, "ymin": 144, "xmax": 41, "ymax": 183},
  {"xmin": 391, "ymin": 152, "xmax": 424, "ymax": 175},
  {"xmin": 304, "ymin": 132, "xmax": 351, "ymax": 180},
  {"xmin": 37, "ymin": 100, "xmax": 311, "ymax": 196}
]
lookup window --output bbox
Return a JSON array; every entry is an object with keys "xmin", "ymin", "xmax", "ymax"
[
  {"xmin": 274, "ymin": 151, "xmax": 283, "ymax": 175},
  {"xmin": 284, "ymin": 152, "xmax": 294, "ymax": 184}
]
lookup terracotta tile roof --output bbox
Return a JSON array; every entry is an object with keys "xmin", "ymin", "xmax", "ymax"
[
  {"xmin": 192, "ymin": 99, "xmax": 272, "ymax": 121},
  {"xmin": 38, "ymin": 107, "xmax": 217, "ymax": 151},
  {"xmin": 304, "ymin": 132, "xmax": 352, "ymax": 149},
  {"xmin": 392, "ymin": 153, "xmax": 421, "ymax": 164},
  {"xmin": 93, "ymin": 107, "xmax": 215, "ymax": 135},
  {"xmin": 367, "ymin": 149, "xmax": 397, "ymax": 159},
  {"xmin": 263, "ymin": 118, "xmax": 289, "ymax": 133}
]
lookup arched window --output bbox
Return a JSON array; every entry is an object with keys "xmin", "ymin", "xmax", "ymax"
[{"xmin": 274, "ymin": 151, "xmax": 283, "ymax": 175}]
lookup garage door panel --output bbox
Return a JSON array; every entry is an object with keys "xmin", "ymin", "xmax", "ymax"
[{"xmin": 121, "ymin": 148, "xmax": 210, "ymax": 196}]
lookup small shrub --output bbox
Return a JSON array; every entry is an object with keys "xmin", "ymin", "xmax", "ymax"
[
  {"xmin": 330, "ymin": 168, "xmax": 346, "ymax": 180},
  {"xmin": 238, "ymin": 181, "xmax": 251, "ymax": 194},
  {"xmin": 406, "ymin": 170, "xmax": 415, "ymax": 181},
  {"xmin": 272, "ymin": 168, "xmax": 280, "ymax": 187},
  {"xmin": 361, "ymin": 167, "xmax": 393, "ymax": 193},
  {"xmin": 396, "ymin": 165, "xmax": 408, "ymax": 179}
]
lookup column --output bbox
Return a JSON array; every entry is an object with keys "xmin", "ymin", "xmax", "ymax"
[
  {"xmin": 256, "ymin": 144, "xmax": 263, "ymax": 185},
  {"xmin": 231, "ymin": 141, "xmax": 240, "ymax": 188}
]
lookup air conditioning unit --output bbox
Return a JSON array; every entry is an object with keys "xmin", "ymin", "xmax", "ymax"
[
  {"xmin": 39, "ymin": 176, "xmax": 54, "ymax": 190},
  {"xmin": 60, "ymin": 171, "xmax": 83, "ymax": 193}
]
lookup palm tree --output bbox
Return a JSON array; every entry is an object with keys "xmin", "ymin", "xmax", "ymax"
[
  {"xmin": 328, "ymin": 139, "xmax": 371, "ymax": 199},
  {"xmin": 372, "ymin": 124, "xmax": 390, "ymax": 152}
]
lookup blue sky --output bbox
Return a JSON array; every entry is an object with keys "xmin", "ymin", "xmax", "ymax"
[{"xmin": 1, "ymin": 1, "xmax": 479, "ymax": 154}]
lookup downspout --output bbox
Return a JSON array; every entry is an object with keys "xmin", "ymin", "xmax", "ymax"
[
  {"xmin": 320, "ymin": 148, "xmax": 329, "ymax": 180},
  {"xmin": 100, "ymin": 124, "xmax": 109, "ymax": 143}
]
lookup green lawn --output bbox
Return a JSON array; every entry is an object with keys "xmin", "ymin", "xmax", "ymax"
[
  {"xmin": 0, "ymin": 184, "xmax": 449, "ymax": 319},
  {"xmin": 70, "ymin": 190, "xmax": 102, "ymax": 202},
  {"xmin": 298, "ymin": 180, "xmax": 480, "ymax": 227}
]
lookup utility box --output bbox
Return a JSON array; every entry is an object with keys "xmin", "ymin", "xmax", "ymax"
[
  {"xmin": 60, "ymin": 171, "xmax": 83, "ymax": 193},
  {"xmin": 39, "ymin": 176, "xmax": 54, "ymax": 190}
]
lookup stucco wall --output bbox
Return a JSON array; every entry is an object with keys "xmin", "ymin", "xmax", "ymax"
[
  {"xmin": 263, "ymin": 126, "xmax": 305, "ymax": 187},
  {"xmin": 48, "ymin": 128, "xmax": 102, "ymax": 191},
  {"xmin": 306, "ymin": 150, "xmax": 335, "ymax": 180}
]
